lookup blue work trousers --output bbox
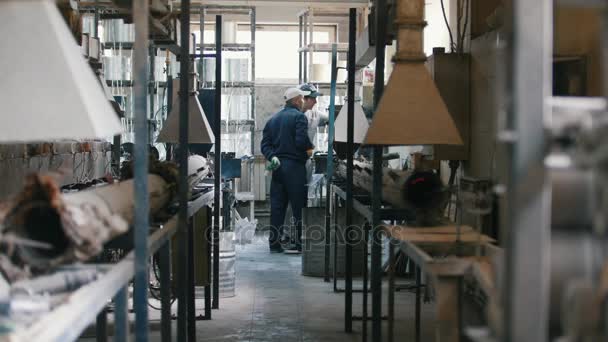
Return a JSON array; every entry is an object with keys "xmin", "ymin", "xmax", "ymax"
[{"xmin": 269, "ymin": 158, "xmax": 307, "ymax": 249}]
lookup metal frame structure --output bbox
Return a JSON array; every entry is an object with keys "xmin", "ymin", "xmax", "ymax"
[
  {"xmin": 199, "ymin": 5, "xmax": 257, "ymax": 155},
  {"xmin": 297, "ymin": 8, "xmax": 349, "ymax": 94},
  {"xmin": 1, "ymin": 3, "xmax": 223, "ymax": 341},
  {"xmin": 500, "ymin": 1, "xmax": 552, "ymax": 341}
]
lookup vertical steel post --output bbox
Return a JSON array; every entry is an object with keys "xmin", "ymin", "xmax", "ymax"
[
  {"xmin": 177, "ymin": 1, "xmax": 191, "ymax": 341},
  {"xmin": 149, "ymin": 44, "xmax": 156, "ymax": 142},
  {"xmin": 132, "ymin": 0, "xmax": 150, "ymax": 340},
  {"xmin": 371, "ymin": 0, "xmax": 387, "ymax": 340},
  {"xmin": 299, "ymin": 15, "xmax": 303, "ymax": 84},
  {"xmin": 388, "ymin": 240, "xmax": 395, "ymax": 342},
  {"xmin": 159, "ymin": 242, "xmax": 172, "ymax": 342},
  {"xmin": 96, "ymin": 309, "xmax": 107, "ymax": 342},
  {"xmin": 188, "ymin": 219, "xmax": 196, "ymax": 341},
  {"xmin": 205, "ymin": 206, "xmax": 213, "ymax": 319},
  {"xmin": 213, "ymin": 15, "xmax": 223, "ymax": 310},
  {"xmin": 502, "ymin": 0, "xmax": 551, "ymax": 341},
  {"xmin": 333, "ymin": 192, "xmax": 340, "ymax": 292},
  {"xmin": 415, "ymin": 268, "xmax": 421, "ymax": 342},
  {"xmin": 114, "ymin": 286, "xmax": 129, "ymax": 342},
  {"xmin": 250, "ymin": 7, "xmax": 257, "ymax": 155},
  {"xmin": 199, "ymin": 7, "xmax": 204, "ymax": 86},
  {"xmin": 324, "ymin": 43, "xmax": 338, "ymax": 283},
  {"xmin": 303, "ymin": 13, "xmax": 308, "ymax": 83},
  {"xmin": 187, "ymin": 33, "xmax": 198, "ymax": 342},
  {"xmin": 344, "ymin": 8, "xmax": 356, "ymax": 334},
  {"xmin": 362, "ymin": 222, "xmax": 370, "ymax": 342}
]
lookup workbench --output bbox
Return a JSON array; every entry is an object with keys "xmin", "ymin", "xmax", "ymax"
[
  {"xmin": 383, "ymin": 225, "xmax": 499, "ymax": 342},
  {"xmin": 0, "ymin": 188, "xmax": 215, "ymax": 342}
]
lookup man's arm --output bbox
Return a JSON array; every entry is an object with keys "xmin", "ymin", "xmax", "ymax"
[
  {"xmin": 295, "ymin": 114, "xmax": 314, "ymax": 152},
  {"xmin": 261, "ymin": 121, "xmax": 275, "ymax": 161}
]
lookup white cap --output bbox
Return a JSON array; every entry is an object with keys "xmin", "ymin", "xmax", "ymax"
[{"xmin": 283, "ymin": 87, "xmax": 310, "ymax": 101}]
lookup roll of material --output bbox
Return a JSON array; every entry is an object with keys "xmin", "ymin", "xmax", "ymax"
[
  {"xmin": 103, "ymin": 19, "xmax": 135, "ymax": 42},
  {"xmin": 222, "ymin": 21, "xmax": 237, "ymax": 44}
]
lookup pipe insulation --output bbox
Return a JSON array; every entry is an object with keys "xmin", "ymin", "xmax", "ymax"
[
  {"xmin": 0, "ymin": 174, "xmax": 171, "ymax": 281},
  {"xmin": 335, "ymin": 160, "xmax": 447, "ymax": 225}
]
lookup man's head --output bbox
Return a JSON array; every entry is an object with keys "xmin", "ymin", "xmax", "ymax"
[
  {"xmin": 283, "ymin": 87, "xmax": 310, "ymax": 111},
  {"xmin": 299, "ymin": 83, "xmax": 323, "ymax": 112}
]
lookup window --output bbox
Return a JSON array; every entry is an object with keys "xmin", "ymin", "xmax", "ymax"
[{"xmin": 191, "ymin": 23, "xmax": 336, "ymax": 81}]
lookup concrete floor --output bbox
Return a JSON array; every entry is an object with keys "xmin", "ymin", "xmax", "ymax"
[{"xmin": 82, "ymin": 234, "xmax": 436, "ymax": 341}]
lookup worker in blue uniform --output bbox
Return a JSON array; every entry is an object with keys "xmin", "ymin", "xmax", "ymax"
[{"xmin": 261, "ymin": 87, "xmax": 315, "ymax": 253}]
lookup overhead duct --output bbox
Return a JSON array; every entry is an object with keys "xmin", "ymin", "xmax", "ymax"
[
  {"xmin": 0, "ymin": 0, "xmax": 122, "ymax": 143},
  {"xmin": 363, "ymin": 0, "xmax": 462, "ymax": 146},
  {"xmin": 157, "ymin": 79, "xmax": 215, "ymax": 144},
  {"xmin": 334, "ymin": 102, "xmax": 369, "ymax": 144}
]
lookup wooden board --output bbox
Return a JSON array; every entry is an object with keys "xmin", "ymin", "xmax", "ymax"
[{"xmin": 383, "ymin": 225, "xmax": 494, "ymax": 244}]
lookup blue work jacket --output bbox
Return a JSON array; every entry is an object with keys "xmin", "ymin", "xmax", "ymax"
[{"xmin": 261, "ymin": 103, "xmax": 314, "ymax": 164}]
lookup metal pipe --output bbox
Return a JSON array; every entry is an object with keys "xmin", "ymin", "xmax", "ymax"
[
  {"xmin": 132, "ymin": 0, "xmax": 150, "ymax": 338},
  {"xmin": 371, "ymin": 0, "xmax": 387, "ymax": 340},
  {"xmin": 114, "ymin": 286, "xmax": 129, "ymax": 342},
  {"xmin": 344, "ymin": 7, "xmax": 356, "ymax": 334},
  {"xmin": 324, "ymin": 43, "xmax": 338, "ymax": 283},
  {"xmin": 502, "ymin": 1, "xmax": 552, "ymax": 341},
  {"xmin": 177, "ymin": 0, "xmax": 191, "ymax": 340},
  {"xmin": 213, "ymin": 15, "xmax": 223, "ymax": 310},
  {"xmin": 159, "ymin": 242, "xmax": 172, "ymax": 342}
]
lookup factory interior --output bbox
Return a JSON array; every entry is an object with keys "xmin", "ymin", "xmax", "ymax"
[{"xmin": 0, "ymin": 0, "xmax": 605, "ymax": 341}]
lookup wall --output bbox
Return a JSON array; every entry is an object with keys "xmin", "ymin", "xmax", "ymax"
[
  {"xmin": 0, "ymin": 142, "xmax": 112, "ymax": 200},
  {"xmin": 554, "ymin": 7, "xmax": 602, "ymax": 96},
  {"xmin": 253, "ymin": 84, "xmax": 295, "ymax": 155}
]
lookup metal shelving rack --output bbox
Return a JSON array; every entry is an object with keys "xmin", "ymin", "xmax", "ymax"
[{"xmin": 199, "ymin": 5, "xmax": 257, "ymax": 155}]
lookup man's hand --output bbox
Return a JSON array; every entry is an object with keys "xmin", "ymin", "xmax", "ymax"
[
  {"xmin": 266, "ymin": 156, "xmax": 281, "ymax": 171},
  {"xmin": 306, "ymin": 149, "xmax": 314, "ymax": 158}
]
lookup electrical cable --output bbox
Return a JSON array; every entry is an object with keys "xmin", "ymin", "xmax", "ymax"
[{"xmin": 440, "ymin": 0, "xmax": 455, "ymax": 52}]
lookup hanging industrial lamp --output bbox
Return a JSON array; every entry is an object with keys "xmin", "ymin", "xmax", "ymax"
[
  {"xmin": 157, "ymin": 79, "xmax": 215, "ymax": 144},
  {"xmin": 0, "ymin": 0, "xmax": 123, "ymax": 142},
  {"xmin": 363, "ymin": 0, "xmax": 462, "ymax": 146}
]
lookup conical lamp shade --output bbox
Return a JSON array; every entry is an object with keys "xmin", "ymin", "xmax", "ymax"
[
  {"xmin": 157, "ymin": 93, "xmax": 215, "ymax": 144},
  {"xmin": 363, "ymin": 63, "xmax": 463, "ymax": 146},
  {"xmin": 334, "ymin": 102, "xmax": 369, "ymax": 144},
  {"xmin": 0, "ymin": 0, "xmax": 123, "ymax": 142}
]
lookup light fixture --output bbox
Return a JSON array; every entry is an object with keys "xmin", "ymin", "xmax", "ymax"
[
  {"xmin": 363, "ymin": 0, "xmax": 462, "ymax": 146},
  {"xmin": 0, "ymin": 0, "xmax": 123, "ymax": 142},
  {"xmin": 157, "ymin": 79, "xmax": 215, "ymax": 144},
  {"xmin": 334, "ymin": 102, "xmax": 370, "ymax": 144}
]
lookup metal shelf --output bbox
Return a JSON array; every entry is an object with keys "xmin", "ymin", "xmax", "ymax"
[
  {"xmin": 102, "ymin": 41, "xmax": 181, "ymax": 56},
  {"xmin": 221, "ymin": 119, "xmax": 255, "ymax": 126},
  {"xmin": 105, "ymin": 80, "xmax": 168, "ymax": 88},
  {"xmin": 198, "ymin": 43, "xmax": 253, "ymax": 51},
  {"xmin": 202, "ymin": 81, "xmax": 255, "ymax": 88},
  {"xmin": 0, "ymin": 190, "xmax": 215, "ymax": 341},
  {"xmin": 299, "ymin": 43, "xmax": 349, "ymax": 53}
]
